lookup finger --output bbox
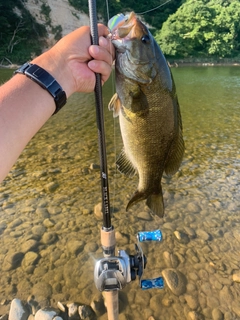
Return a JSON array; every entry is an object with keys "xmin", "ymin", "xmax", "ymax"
[
  {"xmin": 88, "ymin": 60, "xmax": 112, "ymax": 83},
  {"xmin": 99, "ymin": 36, "xmax": 115, "ymax": 60},
  {"xmin": 97, "ymin": 24, "xmax": 110, "ymax": 37},
  {"xmin": 89, "ymin": 45, "xmax": 113, "ymax": 67}
]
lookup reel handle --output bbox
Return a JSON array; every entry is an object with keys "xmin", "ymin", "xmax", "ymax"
[
  {"xmin": 138, "ymin": 229, "xmax": 162, "ymax": 242},
  {"xmin": 141, "ymin": 276, "xmax": 164, "ymax": 290}
]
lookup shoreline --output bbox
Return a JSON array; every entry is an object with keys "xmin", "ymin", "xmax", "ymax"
[
  {"xmin": 1, "ymin": 59, "xmax": 240, "ymax": 70},
  {"xmin": 168, "ymin": 61, "xmax": 240, "ymax": 67}
]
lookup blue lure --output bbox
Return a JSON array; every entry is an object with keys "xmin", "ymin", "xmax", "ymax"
[{"xmin": 108, "ymin": 13, "xmax": 126, "ymax": 32}]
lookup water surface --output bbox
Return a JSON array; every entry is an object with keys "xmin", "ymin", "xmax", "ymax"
[{"xmin": 0, "ymin": 67, "xmax": 240, "ymax": 319}]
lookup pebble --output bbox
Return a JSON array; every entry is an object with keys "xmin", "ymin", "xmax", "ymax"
[
  {"xmin": 9, "ymin": 299, "xmax": 30, "ymax": 320},
  {"xmin": 212, "ymin": 308, "xmax": 224, "ymax": 320},
  {"xmin": 233, "ymin": 272, "xmax": 240, "ymax": 282},
  {"xmin": 174, "ymin": 230, "xmax": 189, "ymax": 244},
  {"xmin": 163, "ymin": 251, "xmax": 179, "ymax": 268},
  {"xmin": 21, "ymin": 252, "xmax": 39, "ymax": 273},
  {"xmin": 1, "ymin": 84, "xmax": 240, "ymax": 320},
  {"xmin": 35, "ymin": 308, "xmax": 59, "ymax": 320},
  {"xmin": 137, "ymin": 211, "xmax": 152, "ymax": 221},
  {"xmin": 94, "ymin": 203, "xmax": 102, "ymax": 220},
  {"xmin": 42, "ymin": 232, "xmax": 58, "ymax": 244},
  {"xmin": 44, "ymin": 182, "xmax": 59, "ymax": 193},
  {"xmin": 2, "ymin": 252, "xmax": 24, "ymax": 271},
  {"xmin": 162, "ymin": 268, "xmax": 187, "ymax": 296}
]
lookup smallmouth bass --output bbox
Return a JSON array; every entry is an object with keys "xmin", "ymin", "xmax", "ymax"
[{"xmin": 108, "ymin": 12, "xmax": 184, "ymax": 217}]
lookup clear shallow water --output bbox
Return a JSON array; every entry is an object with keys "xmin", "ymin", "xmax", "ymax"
[{"xmin": 0, "ymin": 67, "xmax": 240, "ymax": 319}]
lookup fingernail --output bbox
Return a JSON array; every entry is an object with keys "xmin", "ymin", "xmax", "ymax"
[{"xmin": 92, "ymin": 45, "xmax": 99, "ymax": 54}]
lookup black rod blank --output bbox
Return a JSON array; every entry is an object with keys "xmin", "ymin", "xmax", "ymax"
[{"xmin": 88, "ymin": 0, "xmax": 111, "ymax": 229}]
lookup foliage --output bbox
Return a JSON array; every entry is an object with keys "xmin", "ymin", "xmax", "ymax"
[
  {"xmin": 40, "ymin": 3, "xmax": 51, "ymax": 25},
  {"xmin": 0, "ymin": 0, "xmax": 47, "ymax": 64},
  {"xmin": 155, "ymin": 0, "xmax": 240, "ymax": 58},
  {"xmin": 68, "ymin": 0, "xmax": 183, "ymax": 30},
  {"xmin": 2, "ymin": 0, "xmax": 240, "ymax": 62}
]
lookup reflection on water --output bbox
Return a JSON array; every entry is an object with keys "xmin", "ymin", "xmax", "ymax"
[{"xmin": 0, "ymin": 67, "xmax": 240, "ymax": 319}]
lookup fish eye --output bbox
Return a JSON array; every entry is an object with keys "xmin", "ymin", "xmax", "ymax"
[{"xmin": 141, "ymin": 35, "xmax": 150, "ymax": 44}]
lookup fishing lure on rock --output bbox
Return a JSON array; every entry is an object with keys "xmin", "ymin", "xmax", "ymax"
[{"xmin": 108, "ymin": 12, "xmax": 184, "ymax": 217}]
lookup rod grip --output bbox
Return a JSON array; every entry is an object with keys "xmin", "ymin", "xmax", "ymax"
[{"xmin": 104, "ymin": 291, "xmax": 119, "ymax": 320}]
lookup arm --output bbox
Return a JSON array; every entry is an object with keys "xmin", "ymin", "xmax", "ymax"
[{"xmin": 0, "ymin": 25, "xmax": 114, "ymax": 182}]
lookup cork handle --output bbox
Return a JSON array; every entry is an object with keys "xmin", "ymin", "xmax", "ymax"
[{"xmin": 105, "ymin": 291, "xmax": 119, "ymax": 320}]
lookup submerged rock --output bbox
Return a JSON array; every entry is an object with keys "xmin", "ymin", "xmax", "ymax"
[{"xmin": 162, "ymin": 268, "xmax": 187, "ymax": 296}]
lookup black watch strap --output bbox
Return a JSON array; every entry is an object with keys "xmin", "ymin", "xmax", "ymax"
[{"xmin": 14, "ymin": 62, "xmax": 67, "ymax": 115}]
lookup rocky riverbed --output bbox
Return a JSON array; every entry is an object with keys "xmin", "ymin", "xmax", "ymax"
[{"xmin": 1, "ymin": 67, "xmax": 240, "ymax": 319}]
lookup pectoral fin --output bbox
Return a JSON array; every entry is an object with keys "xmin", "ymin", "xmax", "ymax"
[
  {"xmin": 108, "ymin": 93, "xmax": 122, "ymax": 118},
  {"xmin": 116, "ymin": 149, "xmax": 136, "ymax": 177}
]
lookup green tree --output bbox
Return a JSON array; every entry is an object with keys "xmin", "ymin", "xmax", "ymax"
[
  {"xmin": 155, "ymin": 0, "xmax": 240, "ymax": 58},
  {"xmin": 0, "ymin": 0, "xmax": 47, "ymax": 64},
  {"xmin": 68, "ymin": 0, "xmax": 183, "ymax": 30}
]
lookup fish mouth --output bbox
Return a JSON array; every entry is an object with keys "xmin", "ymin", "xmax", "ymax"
[
  {"xmin": 109, "ymin": 12, "xmax": 152, "ymax": 63},
  {"xmin": 108, "ymin": 12, "xmax": 156, "ymax": 83}
]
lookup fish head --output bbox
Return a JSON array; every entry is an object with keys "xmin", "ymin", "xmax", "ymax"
[{"xmin": 109, "ymin": 12, "xmax": 157, "ymax": 84}]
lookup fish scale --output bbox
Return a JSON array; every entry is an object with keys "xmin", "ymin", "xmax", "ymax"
[{"xmin": 108, "ymin": 12, "xmax": 184, "ymax": 217}]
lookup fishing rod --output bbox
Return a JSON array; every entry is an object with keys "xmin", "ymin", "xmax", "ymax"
[
  {"xmin": 88, "ymin": 3, "xmax": 165, "ymax": 319},
  {"xmin": 88, "ymin": 0, "xmax": 119, "ymax": 319}
]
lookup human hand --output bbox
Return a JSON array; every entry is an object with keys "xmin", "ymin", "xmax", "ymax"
[{"xmin": 32, "ymin": 24, "xmax": 115, "ymax": 97}]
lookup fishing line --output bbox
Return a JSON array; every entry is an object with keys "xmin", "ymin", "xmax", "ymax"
[
  {"xmin": 136, "ymin": 0, "xmax": 173, "ymax": 15},
  {"xmin": 105, "ymin": 0, "xmax": 118, "ymax": 216}
]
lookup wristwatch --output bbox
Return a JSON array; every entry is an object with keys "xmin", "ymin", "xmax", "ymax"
[{"xmin": 14, "ymin": 62, "xmax": 67, "ymax": 115}]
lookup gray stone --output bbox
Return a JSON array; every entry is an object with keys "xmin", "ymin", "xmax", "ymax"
[
  {"xmin": 57, "ymin": 302, "xmax": 65, "ymax": 312},
  {"xmin": 162, "ymin": 268, "xmax": 187, "ymax": 296},
  {"xmin": 78, "ymin": 305, "xmax": 93, "ymax": 319},
  {"xmin": 163, "ymin": 251, "xmax": 179, "ymax": 268},
  {"xmin": 27, "ymin": 295, "xmax": 40, "ymax": 315},
  {"xmin": 84, "ymin": 242, "xmax": 98, "ymax": 253},
  {"xmin": 94, "ymin": 203, "xmax": 102, "ymax": 220},
  {"xmin": 43, "ymin": 218, "xmax": 55, "ymax": 228},
  {"xmin": 137, "ymin": 211, "xmax": 152, "ymax": 221},
  {"xmin": 67, "ymin": 240, "xmax": 85, "ymax": 256},
  {"xmin": 36, "ymin": 208, "xmax": 49, "ymax": 219},
  {"xmin": 184, "ymin": 294, "xmax": 198, "ymax": 310},
  {"xmin": 196, "ymin": 229, "xmax": 211, "ymax": 241},
  {"xmin": 35, "ymin": 308, "xmax": 58, "ymax": 320},
  {"xmin": 232, "ymin": 301, "xmax": 240, "ymax": 317},
  {"xmin": 187, "ymin": 202, "xmax": 201, "ymax": 213},
  {"xmin": 9, "ymin": 298, "xmax": 30, "ymax": 320},
  {"xmin": 21, "ymin": 239, "xmax": 38, "ymax": 254},
  {"xmin": 233, "ymin": 272, "xmax": 240, "ymax": 282},
  {"xmin": 212, "ymin": 308, "xmax": 224, "ymax": 320},
  {"xmin": 22, "ymin": 252, "xmax": 39, "ymax": 272},
  {"xmin": 32, "ymin": 282, "xmax": 52, "ymax": 301},
  {"xmin": 2, "ymin": 252, "xmax": 24, "ymax": 271},
  {"xmin": 174, "ymin": 231, "xmax": 189, "ymax": 244},
  {"xmin": 44, "ymin": 182, "xmax": 59, "ymax": 193},
  {"xmin": 67, "ymin": 302, "xmax": 79, "ymax": 319},
  {"xmin": 42, "ymin": 232, "xmax": 58, "ymax": 244}
]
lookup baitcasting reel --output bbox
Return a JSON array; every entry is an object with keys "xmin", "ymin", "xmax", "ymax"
[{"xmin": 94, "ymin": 229, "xmax": 164, "ymax": 292}]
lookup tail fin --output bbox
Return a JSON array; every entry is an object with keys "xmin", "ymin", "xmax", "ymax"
[
  {"xmin": 146, "ymin": 192, "xmax": 164, "ymax": 217},
  {"xmin": 126, "ymin": 190, "xmax": 147, "ymax": 212},
  {"xmin": 126, "ymin": 189, "xmax": 164, "ymax": 217}
]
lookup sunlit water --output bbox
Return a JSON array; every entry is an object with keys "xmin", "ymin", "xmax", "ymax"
[{"xmin": 0, "ymin": 67, "xmax": 240, "ymax": 319}]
